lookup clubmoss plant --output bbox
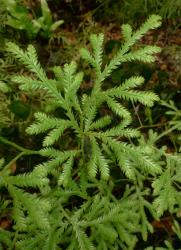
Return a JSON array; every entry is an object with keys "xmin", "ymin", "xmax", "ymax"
[{"xmin": 1, "ymin": 15, "xmax": 181, "ymax": 249}]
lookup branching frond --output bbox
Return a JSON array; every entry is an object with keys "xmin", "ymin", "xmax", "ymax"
[
  {"xmin": 121, "ymin": 24, "xmax": 132, "ymax": 42},
  {"xmin": 152, "ymin": 155, "xmax": 181, "ymax": 217},
  {"xmin": 106, "ymin": 96, "xmax": 131, "ymax": 120},
  {"xmin": 123, "ymin": 46, "xmax": 161, "ymax": 63},
  {"xmin": 87, "ymin": 137, "xmax": 98, "ymax": 179},
  {"xmin": 5, "ymin": 166, "xmax": 48, "ymax": 189},
  {"xmin": 89, "ymin": 115, "xmax": 112, "ymax": 130},
  {"xmin": 58, "ymin": 156, "xmax": 74, "ymax": 187},
  {"xmin": 90, "ymin": 33, "xmax": 104, "ymax": 67},
  {"xmin": 115, "ymin": 90, "xmax": 159, "ymax": 106},
  {"xmin": 1, "ymin": 15, "xmax": 169, "ymax": 250},
  {"xmin": 8, "ymin": 186, "xmax": 51, "ymax": 229},
  {"xmin": 102, "ymin": 15, "xmax": 162, "ymax": 80}
]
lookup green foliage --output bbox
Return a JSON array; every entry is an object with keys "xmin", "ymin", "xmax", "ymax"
[
  {"xmin": 2, "ymin": 0, "xmax": 64, "ymax": 39},
  {"xmin": 162, "ymin": 100, "xmax": 181, "ymax": 140},
  {"xmin": 95, "ymin": 0, "xmax": 181, "ymax": 22},
  {"xmin": 155, "ymin": 100, "xmax": 181, "ymax": 151},
  {"xmin": 152, "ymin": 154, "xmax": 181, "ymax": 217},
  {"xmin": 162, "ymin": 101, "xmax": 181, "ymax": 127},
  {"xmin": 0, "ymin": 81, "xmax": 12, "ymax": 128},
  {"xmin": 0, "ymin": 15, "xmax": 181, "ymax": 249}
]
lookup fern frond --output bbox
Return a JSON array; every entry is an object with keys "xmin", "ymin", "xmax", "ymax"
[
  {"xmin": 43, "ymin": 126, "xmax": 68, "ymax": 147},
  {"xmin": 123, "ymin": 46, "xmax": 161, "ymax": 63},
  {"xmin": 120, "ymin": 76, "xmax": 145, "ymax": 90},
  {"xmin": 26, "ymin": 112, "xmax": 71, "ymax": 145},
  {"xmin": 13, "ymin": 197, "xmax": 27, "ymax": 231},
  {"xmin": 90, "ymin": 198, "xmax": 139, "ymax": 248},
  {"xmin": 39, "ymin": 148, "xmax": 78, "ymax": 173},
  {"xmin": 136, "ymin": 190, "xmax": 155, "ymax": 241},
  {"xmin": 89, "ymin": 115, "xmax": 112, "ymax": 130},
  {"xmin": 102, "ymin": 15, "xmax": 161, "ymax": 80},
  {"xmin": 134, "ymin": 15, "xmax": 162, "ymax": 42},
  {"xmin": 58, "ymin": 156, "xmax": 74, "ymax": 187},
  {"xmin": 97, "ymin": 223, "xmax": 118, "ymax": 243},
  {"xmin": 5, "ymin": 166, "xmax": 48, "ymax": 189},
  {"xmin": 66, "ymin": 72, "xmax": 83, "ymax": 97},
  {"xmin": 42, "ymin": 228, "xmax": 58, "ymax": 250},
  {"xmin": 12, "ymin": 76, "xmax": 58, "ymax": 101},
  {"xmin": 90, "ymin": 33, "xmax": 104, "ymax": 66},
  {"xmin": 104, "ymin": 138, "xmax": 136, "ymax": 180},
  {"xmin": 121, "ymin": 24, "xmax": 132, "ymax": 42},
  {"xmin": 106, "ymin": 97, "xmax": 132, "ymax": 120},
  {"xmin": 96, "ymin": 146, "xmax": 110, "ymax": 180},
  {"xmin": 51, "ymin": 65, "xmax": 64, "ymax": 83},
  {"xmin": 87, "ymin": 137, "xmax": 109, "ymax": 180},
  {"xmin": 6, "ymin": 43, "xmax": 63, "ymax": 103},
  {"xmin": 86, "ymin": 195, "xmax": 107, "ymax": 220},
  {"xmin": 15, "ymin": 233, "xmax": 46, "ymax": 250},
  {"xmin": 62, "ymin": 61, "xmax": 77, "ymax": 91},
  {"xmin": 74, "ymin": 226, "xmax": 95, "ymax": 250},
  {"xmin": 104, "ymin": 137, "xmax": 161, "ymax": 178},
  {"xmin": 80, "ymin": 48, "xmax": 96, "ymax": 68},
  {"xmin": 39, "ymin": 147, "xmax": 77, "ymax": 159},
  {"xmin": 84, "ymin": 103, "xmax": 98, "ymax": 132},
  {"xmin": 152, "ymin": 170, "xmax": 176, "ymax": 217},
  {"xmin": 103, "ymin": 126, "xmax": 140, "ymax": 138},
  {"xmin": 117, "ymin": 90, "xmax": 159, "ymax": 106},
  {"xmin": 9, "ymin": 186, "xmax": 51, "ymax": 229},
  {"xmin": 87, "ymin": 137, "xmax": 99, "ymax": 178},
  {"xmin": 12, "ymin": 75, "xmax": 46, "ymax": 91},
  {"xmin": 105, "ymin": 76, "xmax": 145, "ymax": 104},
  {"xmin": 6, "ymin": 43, "xmax": 46, "ymax": 80}
]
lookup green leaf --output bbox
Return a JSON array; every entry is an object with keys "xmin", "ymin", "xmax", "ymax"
[
  {"xmin": 41, "ymin": 0, "xmax": 52, "ymax": 25},
  {"xmin": 50, "ymin": 20, "xmax": 64, "ymax": 31}
]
